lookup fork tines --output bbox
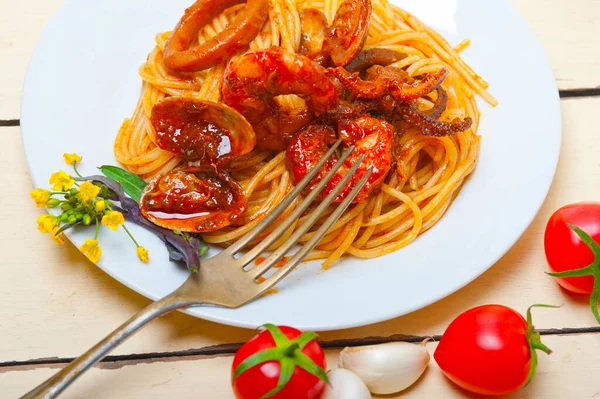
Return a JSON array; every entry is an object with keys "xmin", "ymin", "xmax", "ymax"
[{"xmin": 224, "ymin": 138, "xmax": 372, "ymax": 287}]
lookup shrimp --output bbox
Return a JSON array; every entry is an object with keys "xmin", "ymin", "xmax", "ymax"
[
  {"xmin": 222, "ymin": 47, "xmax": 339, "ymax": 151},
  {"xmin": 322, "ymin": 0, "xmax": 372, "ymax": 67},
  {"xmin": 163, "ymin": 0, "xmax": 269, "ymax": 72},
  {"xmin": 286, "ymin": 115, "xmax": 393, "ymax": 203}
]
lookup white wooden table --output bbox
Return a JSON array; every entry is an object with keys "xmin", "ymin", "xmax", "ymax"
[{"xmin": 1, "ymin": 1, "xmax": 600, "ymax": 397}]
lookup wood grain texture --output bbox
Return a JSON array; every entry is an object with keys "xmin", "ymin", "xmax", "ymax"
[
  {"xmin": 0, "ymin": 97, "xmax": 598, "ymax": 364},
  {"xmin": 1, "ymin": 0, "xmax": 600, "ymax": 119},
  {"xmin": 0, "ymin": 0, "xmax": 63, "ymax": 120},
  {"xmin": 3, "ymin": 334, "xmax": 600, "ymax": 398},
  {"xmin": 2, "ymin": 1, "xmax": 600, "ymax": 397},
  {"xmin": 511, "ymin": 0, "xmax": 600, "ymax": 92}
]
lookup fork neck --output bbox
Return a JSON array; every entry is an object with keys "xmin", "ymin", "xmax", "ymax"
[{"xmin": 21, "ymin": 291, "xmax": 200, "ymax": 399}]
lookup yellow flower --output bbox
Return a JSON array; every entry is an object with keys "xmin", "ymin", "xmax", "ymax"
[
  {"xmin": 95, "ymin": 200, "xmax": 106, "ymax": 212},
  {"xmin": 30, "ymin": 188, "xmax": 51, "ymax": 207},
  {"xmin": 63, "ymin": 153, "xmax": 82, "ymax": 165},
  {"xmin": 136, "ymin": 246, "xmax": 149, "ymax": 263},
  {"xmin": 51, "ymin": 226, "xmax": 65, "ymax": 245},
  {"xmin": 49, "ymin": 170, "xmax": 75, "ymax": 191},
  {"xmin": 37, "ymin": 214, "xmax": 58, "ymax": 233},
  {"xmin": 101, "ymin": 210, "xmax": 125, "ymax": 231},
  {"xmin": 80, "ymin": 239, "xmax": 102, "ymax": 262},
  {"xmin": 79, "ymin": 181, "xmax": 101, "ymax": 202}
]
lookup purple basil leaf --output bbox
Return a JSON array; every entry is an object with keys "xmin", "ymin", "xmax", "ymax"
[
  {"xmin": 78, "ymin": 174, "xmax": 204, "ymax": 272},
  {"xmin": 166, "ymin": 243, "xmax": 186, "ymax": 262},
  {"xmin": 189, "ymin": 236, "xmax": 209, "ymax": 257}
]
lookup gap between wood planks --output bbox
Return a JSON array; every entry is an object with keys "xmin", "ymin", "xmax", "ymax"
[
  {"xmin": 1, "ymin": 87, "xmax": 599, "ymax": 128},
  {"xmin": 1, "ymin": 85, "xmax": 599, "ymax": 372},
  {"xmin": 0, "ymin": 119, "xmax": 19, "ymax": 127},
  {"xmin": 1, "ymin": 326, "xmax": 599, "ymax": 372}
]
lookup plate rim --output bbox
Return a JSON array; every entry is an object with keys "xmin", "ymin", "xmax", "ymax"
[{"xmin": 20, "ymin": 0, "xmax": 562, "ymax": 331}]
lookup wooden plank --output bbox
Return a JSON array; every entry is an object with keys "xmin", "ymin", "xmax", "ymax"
[
  {"xmin": 2, "ymin": 334, "xmax": 600, "ymax": 398},
  {"xmin": 0, "ymin": 96, "xmax": 599, "ymax": 362},
  {"xmin": 0, "ymin": 126, "xmax": 251, "ymax": 362},
  {"xmin": 1, "ymin": 0, "xmax": 600, "ymax": 119},
  {"xmin": 0, "ymin": 0, "xmax": 64, "ymax": 120},
  {"xmin": 511, "ymin": 0, "xmax": 600, "ymax": 92}
]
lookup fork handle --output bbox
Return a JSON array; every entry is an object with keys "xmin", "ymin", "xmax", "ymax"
[{"xmin": 20, "ymin": 292, "xmax": 197, "ymax": 399}]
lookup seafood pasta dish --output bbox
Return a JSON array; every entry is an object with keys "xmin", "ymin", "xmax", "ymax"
[{"xmin": 114, "ymin": 0, "xmax": 497, "ymax": 268}]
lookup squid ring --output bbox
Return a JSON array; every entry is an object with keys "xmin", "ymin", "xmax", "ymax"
[{"xmin": 163, "ymin": 0, "xmax": 269, "ymax": 72}]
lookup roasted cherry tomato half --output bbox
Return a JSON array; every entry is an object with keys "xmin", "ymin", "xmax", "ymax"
[{"xmin": 140, "ymin": 170, "xmax": 247, "ymax": 233}]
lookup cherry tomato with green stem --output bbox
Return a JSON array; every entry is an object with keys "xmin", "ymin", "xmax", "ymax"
[
  {"xmin": 231, "ymin": 324, "xmax": 327, "ymax": 399},
  {"xmin": 545, "ymin": 202, "xmax": 600, "ymax": 323},
  {"xmin": 434, "ymin": 304, "xmax": 555, "ymax": 396}
]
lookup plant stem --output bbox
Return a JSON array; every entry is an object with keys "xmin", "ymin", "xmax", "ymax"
[
  {"xmin": 94, "ymin": 218, "xmax": 99, "ymax": 240},
  {"xmin": 282, "ymin": 343, "xmax": 300, "ymax": 357},
  {"xmin": 73, "ymin": 163, "xmax": 83, "ymax": 178},
  {"xmin": 547, "ymin": 225, "xmax": 600, "ymax": 324},
  {"xmin": 122, "ymin": 224, "xmax": 140, "ymax": 247},
  {"xmin": 531, "ymin": 341, "xmax": 552, "ymax": 355}
]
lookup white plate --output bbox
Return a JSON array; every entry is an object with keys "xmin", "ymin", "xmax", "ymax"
[{"xmin": 21, "ymin": 0, "xmax": 561, "ymax": 331}]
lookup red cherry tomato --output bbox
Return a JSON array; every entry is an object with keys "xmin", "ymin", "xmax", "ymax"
[
  {"xmin": 544, "ymin": 202, "xmax": 600, "ymax": 324},
  {"xmin": 434, "ymin": 305, "xmax": 552, "ymax": 396},
  {"xmin": 232, "ymin": 325, "xmax": 327, "ymax": 399},
  {"xmin": 544, "ymin": 202, "xmax": 600, "ymax": 293}
]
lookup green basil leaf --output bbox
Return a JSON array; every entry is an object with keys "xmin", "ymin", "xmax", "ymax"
[{"xmin": 100, "ymin": 165, "xmax": 147, "ymax": 203}]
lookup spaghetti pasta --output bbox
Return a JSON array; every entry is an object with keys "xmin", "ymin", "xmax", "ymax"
[{"xmin": 114, "ymin": 0, "xmax": 496, "ymax": 267}]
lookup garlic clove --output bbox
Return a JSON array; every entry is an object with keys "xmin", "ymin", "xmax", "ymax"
[
  {"xmin": 321, "ymin": 368, "xmax": 372, "ymax": 399},
  {"xmin": 339, "ymin": 341, "xmax": 430, "ymax": 395}
]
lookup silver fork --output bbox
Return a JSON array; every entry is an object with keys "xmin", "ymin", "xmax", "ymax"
[{"xmin": 22, "ymin": 138, "xmax": 372, "ymax": 399}]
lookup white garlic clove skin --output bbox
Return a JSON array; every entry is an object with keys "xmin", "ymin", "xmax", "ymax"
[
  {"xmin": 321, "ymin": 368, "xmax": 372, "ymax": 399},
  {"xmin": 339, "ymin": 341, "xmax": 430, "ymax": 395}
]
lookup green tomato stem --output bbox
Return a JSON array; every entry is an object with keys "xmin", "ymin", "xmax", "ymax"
[
  {"xmin": 233, "ymin": 325, "xmax": 328, "ymax": 398},
  {"xmin": 282, "ymin": 342, "xmax": 300, "ymax": 357},
  {"xmin": 525, "ymin": 304, "xmax": 559, "ymax": 385},
  {"xmin": 531, "ymin": 341, "xmax": 552, "ymax": 355},
  {"xmin": 546, "ymin": 224, "xmax": 600, "ymax": 324}
]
